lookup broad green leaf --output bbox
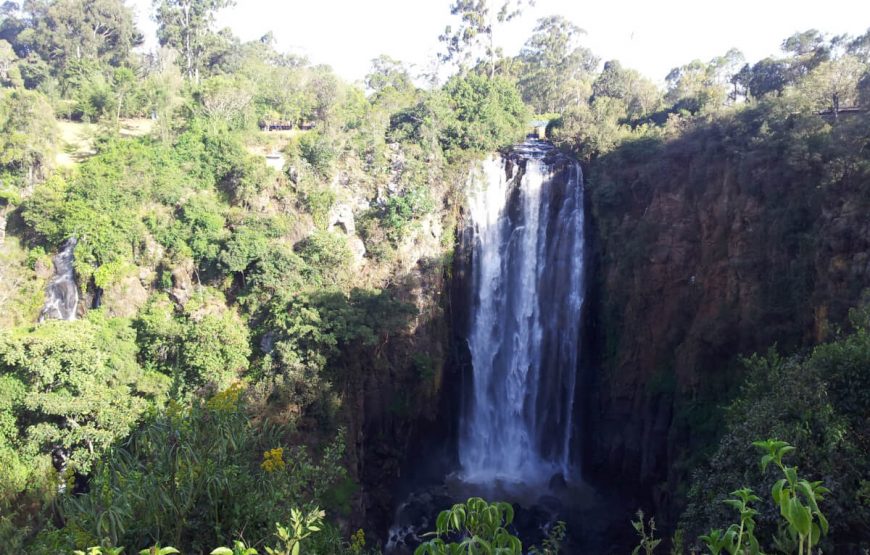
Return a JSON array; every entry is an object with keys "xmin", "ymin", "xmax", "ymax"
[
  {"xmin": 772, "ymin": 479, "xmax": 785, "ymax": 504},
  {"xmin": 436, "ymin": 510, "xmax": 449, "ymax": 533},
  {"xmin": 784, "ymin": 466, "xmax": 798, "ymax": 486},
  {"xmin": 817, "ymin": 511, "xmax": 829, "ymax": 535},
  {"xmin": 788, "ymin": 499, "xmax": 811, "ymax": 536}
]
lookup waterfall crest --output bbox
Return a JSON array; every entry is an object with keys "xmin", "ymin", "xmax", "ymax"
[
  {"xmin": 38, "ymin": 238, "xmax": 79, "ymax": 322},
  {"xmin": 459, "ymin": 141, "xmax": 585, "ymax": 485}
]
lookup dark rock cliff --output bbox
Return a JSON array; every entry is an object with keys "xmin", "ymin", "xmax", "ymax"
[{"xmin": 581, "ymin": 113, "xmax": 870, "ymax": 521}]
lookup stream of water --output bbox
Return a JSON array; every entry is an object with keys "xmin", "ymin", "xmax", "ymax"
[{"xmin": 38, "ymin": 238, "xmax": 79, "ymax": 322}]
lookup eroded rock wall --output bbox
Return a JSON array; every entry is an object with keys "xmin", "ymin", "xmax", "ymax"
[{"xmin": 583, "ymin": 121, "xmax": 870, "ymax": 519}]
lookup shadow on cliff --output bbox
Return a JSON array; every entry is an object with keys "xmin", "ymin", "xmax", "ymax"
[{"xmin": 580, "ymin": 106, "xmax": 870, "ymax": 534}]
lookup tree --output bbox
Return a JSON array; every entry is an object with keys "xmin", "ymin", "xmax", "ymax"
[
  {"xmin": 735, "ymin": 57, "xmax": 790, "ymax": 99},
  {"xmin": 847, "ymin": 28, "xmax": 870, "ymax": 63},
  {"xmin": 112, "ymin": 65, "xmax": 136, "ymax": 122},
  {"xmin": 800, "ymin": 55, "xmax": 865, "ymax": 116},
  {"xmin": 858, "ymin": 71, "xmax": 870, "ymax": 108},
  {"xmin": 135, "ymin": 293, "xmax": 250, "ymax": 391},
  {"xmin": 441, "ymin": 73, "xmax": 528, "ymax": 153},
  {"xmin": 0, "ymin": 88, "xmax": 57, "ymax": 187},
  {"xmin": 20, "ymin": 0, "xmax": 142, "ymax": 73},
  {"xmin": 592, "ymin": 60, "xmax": 662, "ymax": 120},
  {"xmin": 517, "ymin": 15, "xmax": 598, "ymax": 113},
  {"xmin": 153, "ymin": 0, "xmax": 234, "ymax": 82},
  {"xmin": 439, "ymin": 0, "xmax": 531, "ymax": 77},
  {"xmin": 547, "ymin": 96, "xmax": 632, "ymax": 160},
  {"xmin": 142, "ymin": 47, "xmax": 185, "ymax": 139},
  {"xmin": 197, "ymin": 74, "xmax": 255, "ymax": 130},
  {"xmin": 665, "ymin": 57, "xmax": 729, "ymax": 113},
  {"xmin": 710, "ymin": 48, "xmax": 746, "ymax": 102},
  {"xmin": 365, "ymin": 54, "xmax": 413, "ymax": 95},
  {"xmin": 782, "ymin": 29, "xmax": 830, "ymax": 78},
  {"xmin": 0, "ymin": 317, "xmax": 166, "ymax": 479},
  {"xmin": 180, "ymin": 307, "xmax": 250, "ymax": 389}
]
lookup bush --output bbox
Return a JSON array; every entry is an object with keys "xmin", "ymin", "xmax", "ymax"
[
  {"xmin": 135, "ymin": 293, "xmax": 250, "ymax": 393},
  {"xmin": 681, "ymin": 311, "xmax": 870, "ymax": 549},
  {"xmin": 441, "ymin": 74, "xmax": 529, "ymax": 154},
  {"xmin": 44, "ymin": 388, "xmax": 347, "ymax": 553},
  {"xmin": 297, "ymin": 132, "xmax": 337, "ymax": 179},
  {"xmin": 297, "ymin": 230, "xmax": 353, "ymax": 288}
]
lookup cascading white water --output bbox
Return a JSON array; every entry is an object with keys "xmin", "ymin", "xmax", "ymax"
[
  {"xmin": 38, "ymin": 238, "xmax": 79, "ymax": 322},
  {"xmin": 459, "ymin": 141, "xmax": 585, "ymax": 485}
]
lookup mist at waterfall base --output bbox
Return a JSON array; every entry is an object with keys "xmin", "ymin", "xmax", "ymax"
[{"xmin": 386, "ymin": 142, "xmax": 634, "ymax": 554}]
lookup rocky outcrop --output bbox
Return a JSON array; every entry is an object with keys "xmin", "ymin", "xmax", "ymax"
[
  {"xmin": 101, "ymin": 274, "xmax": 150, "ymax": 318},
  {"xmin": 328, "ymin": 201, "xmax": 367, "ymax": 265},
  {"xmin": 338, "ymin": 159, "xmax": 458, "ymax": 538},
  {"xmin": 583, "ymin": 121, "xmax": 870, "ymax": 520},
  {"xmin": 170, "ymin": 257, "xmax": 196, "ymax": 304}
]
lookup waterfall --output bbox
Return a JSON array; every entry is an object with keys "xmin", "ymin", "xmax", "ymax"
[
  {"xmin": 38, "ymin": 238, "xmax": 79, "ymax": 322},
  {"xmin": 459, "ymin": 141, "xmax": 585, "ymax": 485}
]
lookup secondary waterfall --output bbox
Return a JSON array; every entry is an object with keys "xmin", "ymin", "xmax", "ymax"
[
  {"xmin": 459, "ymin": 141, "xmax": 585, "ymax": 485},
  {"xmin": 38, "ymin": 238, "xmax": 79, "ymax": 322}
]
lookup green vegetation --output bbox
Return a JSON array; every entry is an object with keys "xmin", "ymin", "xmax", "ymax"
[
  {"xmin": 1, "ymin": 0, "xmax": 869, "ymax": 552},
  {"xmin": 680, "ymin": 310, "xmax": 870, "ymax": 551},
  {"xmin": 636, "ymin": 441, "xmax": 831, "ymax": 555},
  {"xmin": 414, "ymin": 498, "xmax": 522, "ymax": 555},
  {"xmin": 0, "ymin": 1, "xmax": 532, "ymax": 551},
  {"xmin": 631, "ymin": 511, "xmax": 661, "ymax": 555},
  {"xmin": 38, "ymin": 387, "xmax": 346, "ymax": 553}
]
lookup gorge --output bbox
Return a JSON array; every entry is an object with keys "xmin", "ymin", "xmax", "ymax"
[
  {"xmin": 2, "ymin": 5, "xmax": 869, "ymax": 552},
  {"xmin": 385, "ymin": 142, "xmax": 637, "ymax": 554}
]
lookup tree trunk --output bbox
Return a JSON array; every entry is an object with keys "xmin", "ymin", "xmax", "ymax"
[
  {"xmin": 488, "ymin": 31, "xmax": 495, "ymax": 79},
  {"xmin": 183, "ymin": 2, "xmax": 193, "ymax": 80}
]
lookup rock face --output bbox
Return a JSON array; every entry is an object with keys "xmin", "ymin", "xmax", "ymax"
[
  {"xmin": 170, "ymin": 257, "xmax": 195, "ymax": 304},
  {"xmin": 583, "ymin": 127, "xmax": 870, "ymax": 519},
  {"xmin": 328, "ymin": 201, "xmax": 367, "ymax": 265},
  {"xmin": 101, "ymin": 274, "xmax": 150, "ymax": 318},
  {"xmin": 350, "ymin": 252, "xmax": 450, "ymax": 534}
]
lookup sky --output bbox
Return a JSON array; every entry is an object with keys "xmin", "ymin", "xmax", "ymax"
[{"xmin": 131, "ymin": 0, "xmax": 870, "ymax": 85}]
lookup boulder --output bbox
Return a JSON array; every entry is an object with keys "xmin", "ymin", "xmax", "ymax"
[{"xmin": 102, "ymin": 275, "xmax": 149, "ymax": 318}]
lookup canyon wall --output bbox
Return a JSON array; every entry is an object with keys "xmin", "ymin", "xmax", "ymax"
[{"xmin": 582, "ymin": 113, "xmax": 870, "ymax": 519}]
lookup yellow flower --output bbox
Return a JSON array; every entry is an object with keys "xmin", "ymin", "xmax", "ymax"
[
  {"xmin": 206, "ymin": 383, "xmax": 245, "ymax": 412},
  {"xmin": 350, "ymin": 528, "xmax": 366, "ymax": 554},
  {"xmin": 261, "ymin": 447, "xmax": 286, "ymax": 473}
]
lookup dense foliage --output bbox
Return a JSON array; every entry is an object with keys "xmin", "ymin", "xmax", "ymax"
[
  {"xmin": 1, "ymin": 0, "xmax": 869, "ymax": 552},
  {"xmin": 680, "ymin": 310, "xmax": 870, "ymax": 551},
  {"xmin": 0, "ymin": 0, "xmax": 534, "ymax": 551}
]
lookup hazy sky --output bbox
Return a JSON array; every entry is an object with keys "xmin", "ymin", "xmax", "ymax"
[{"xmin": 131, "ymin": 0, "xmax": 870, "ymax": 85}]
